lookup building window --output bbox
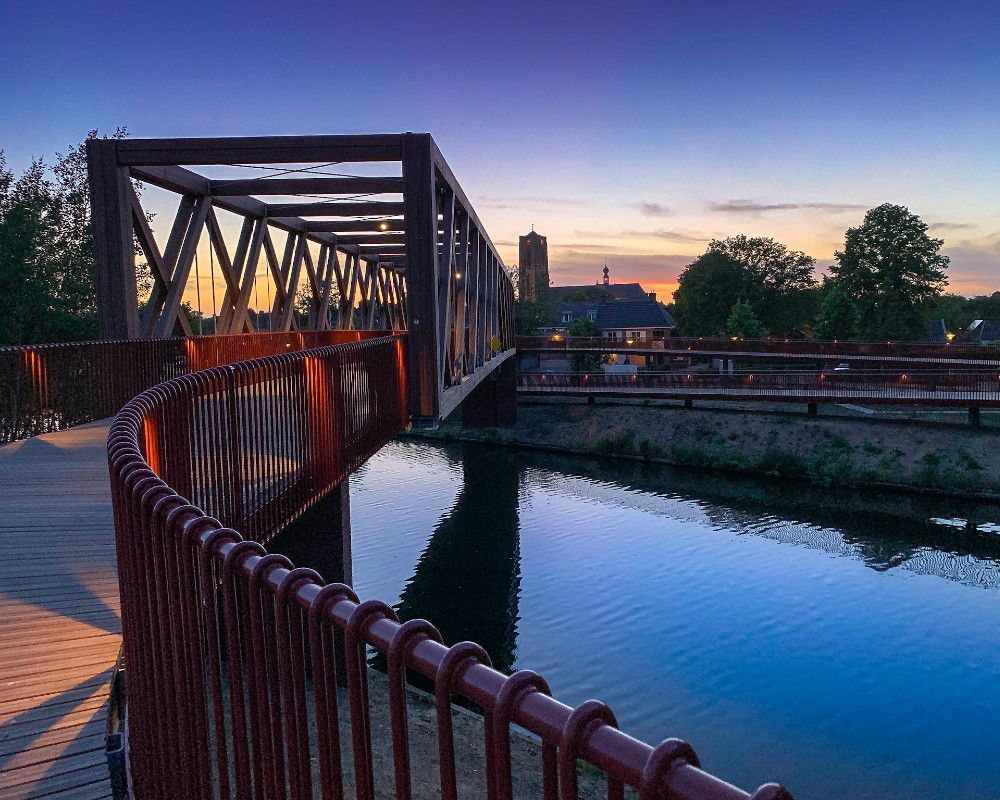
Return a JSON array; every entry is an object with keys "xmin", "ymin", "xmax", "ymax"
[
  {"xmin": 587, "ymin": 310, "xmax": 597, "ymax": 321},
  {"xmin": 561, "ymin": 312, "xmax": 572, "ymax": 323}
]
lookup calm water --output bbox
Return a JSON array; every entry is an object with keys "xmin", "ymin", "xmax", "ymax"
[{"xmin": 275, "ymin": 439, "xmax": 1000, "ymax": 799}]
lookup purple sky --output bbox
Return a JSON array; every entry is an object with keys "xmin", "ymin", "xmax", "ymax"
[{"xmin": 2, "ymin": 0, "xmax": 998, "ymax": 302}]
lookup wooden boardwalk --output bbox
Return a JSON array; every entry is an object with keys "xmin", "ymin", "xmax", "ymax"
[{"xmin": 0, "ymin": 422, "xmax": 119, "ymax": 800}]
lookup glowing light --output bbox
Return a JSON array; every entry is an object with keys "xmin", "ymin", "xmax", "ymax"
[{"xmin": 379, "ymin": 222, "xmax": 389, "ymax": 231}]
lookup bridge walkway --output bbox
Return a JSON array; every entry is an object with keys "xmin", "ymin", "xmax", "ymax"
[{"xmin": 0, "ymin": 422, "xmax": 118, "ymax": 800}]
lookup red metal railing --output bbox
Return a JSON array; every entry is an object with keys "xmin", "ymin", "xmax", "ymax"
[
  {"xmin": 108, "ymin": 334, "xmax": 791, "ymax": 800},
  {"xmin": 516, "ymin": 335, "xmax": 1000, "ymax": 364},
  {"xmin": 0, "ymin": 330, "xmax": 388, "ymax": 444},
  {"xmin": 518, "ymin": 370, "xmax": 1000, "ymax": 407}
]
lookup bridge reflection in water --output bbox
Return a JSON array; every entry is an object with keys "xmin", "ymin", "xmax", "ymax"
[
  {"xmin": 393, "ymin": 446, "xmax": 522, "ymax": 674},
  {"xmin": 274, "ymin": 446, "xmax": 524, "ymax": 675}
]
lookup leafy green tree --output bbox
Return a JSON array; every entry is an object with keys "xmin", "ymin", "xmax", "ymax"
[
  {"xmin": 925, "ymin": 292, "xmax": 974, "ymax": 334},
  {"xmin": 967, "ymin": 292, "xmax": 1000, "ymax": 326},
  {"xmin": 673, "ymin": 236, "xmax": 818, "ymax": 337},
  {"xmin": 567, "ymin": 317, "xmax": 600, "ymax": 337},
  {"xmin": 726, "ymin": 299, "xmax": 765, "ymax": 339},
  {"xmin": 672, "ymin": 251, "xmax": 750, "ymax": 336},
  {"xmin": 567, "ymin": 316, "xmax": 601, "ymax": 370},
  {"xmin": 814, "ymin": 282, "xmax": 861, "ymax": 340},
  {"xmin": 708, "ymin": 234, "xmax": 816, "ymax": 292},
  {"xmin": 514, "ymin": 298, "xmax": 549, "ymax": 335},
  {"xmin": 832, "ymin": 204, "xmax": 949, "ymax": 340},
  {"xmin": 708, "ymin": 235, "xmax": 817, "ymax": 336},
  {"xmin": 0, "ymin": 129, "xmax": 135, "ymax": 345}
]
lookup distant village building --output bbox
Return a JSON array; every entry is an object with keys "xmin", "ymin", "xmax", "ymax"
[
  {"xmin": 542, "ymin": 264, "xmax": 676, "ymax": 342},
  {"xmin": 518, "ymin": 230, "xmax": 550, "ymax": 301}
]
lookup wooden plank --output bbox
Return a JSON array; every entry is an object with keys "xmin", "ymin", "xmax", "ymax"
[
  {"xmin": 435, "ymin": 190, "xmax": 456, "ymax": 392},
  {"xmin": 0, "ymin": 423, "xmax": 119, "ymax": 800}
]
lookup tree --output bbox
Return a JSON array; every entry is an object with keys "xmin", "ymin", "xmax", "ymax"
[
  {"xmin": 0, "ymin": 129, "xmax": 133, "ymax": 345},
  {"xmin": 708, "ymin": 235, "xmax": 816, "ymax": 292},
  {"xmin": 831, "ymin": 204, "xmax": 949, "ymax": 340},
  {"xmin": 672, "ymin": 237, "xmax": 819, "ymax": 338},
  {"xmin": 969, "ymin": 292, "xmax": 1000, "ymax": 323},
  {"xmin": 925, "ymin": 292, "xmax": 975, "ymax": 335},
  {"xmin": 726, "ymin": 299, "xmax": 765, "ymax": 339},
  {"xmin": 814, "ymin": 282, "xmax": 861, "ymax": 340},
  {"xmin": 672, "ymin": 251, "xmax": 750, "ymax": 336},
  {"xmin": 514, "ymin": 298, "xmax": 549, "ymax": 335},
  {"xmin": 567, "ymin": 317, "xmax": 601, "ymax": 371},
  {"xmin": 708, "ymin": 235, "xmax": 818, "ymax": 336},
  {"xmin": 567, "ymin": 317, "xmax": 600, "ymax": 338}
]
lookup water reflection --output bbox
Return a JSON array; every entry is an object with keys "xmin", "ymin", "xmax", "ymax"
[
  {"xmin": 283, "ymin": 438, "xmax": 1000, "ymax": 799},
  {"xmin": 512, "ymin": 448, "xmax": 1000, "ymax": 587},
  {"xmin": 394, "ymin": 446, "xmax": 522, "ymax": 673}
]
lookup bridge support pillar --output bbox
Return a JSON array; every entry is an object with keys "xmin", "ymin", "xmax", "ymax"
[
  {"xmin": 684, "ymin": 398, "xmax": 694, "ymax": 409},
  {"xmin": 807, "ymin": 402, "xmax": 818, "ymax": 416},
  {"xmin": 969, "ymin": 406, "xmax": 981, "ymax": 427},
  {"xmin": 462, "ymin": 357, "xmax": 517, "ymax": 427},
  {"xmin": 276, "ymin": 480, "xmax": 352, "ymax": 587}
]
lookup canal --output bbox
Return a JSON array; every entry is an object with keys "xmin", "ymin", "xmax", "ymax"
[{"xmin": 274, "ymin": 438, "xmax": 1000, "ymax": 799}]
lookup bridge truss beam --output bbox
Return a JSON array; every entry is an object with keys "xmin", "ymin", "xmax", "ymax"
[{"xmin": 87, "ymin": 133, "xmax": 516, "ymax": 422}]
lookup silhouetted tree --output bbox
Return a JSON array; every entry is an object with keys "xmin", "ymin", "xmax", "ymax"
[
  {"xmin": 832, "ymin": 204, "xmax": 948, "ymax": 340},
  {"xmin": 673, "ymin": 237, "xmax": 818, "ymax": 337},
  {"xmin": 814, "ymin": 282, "xmax": 861, "ymax": 340},
  {"xmin": 567, "ymin": 316, "xmax": 601, "ymax": 370},
  {"xmin": 0, "ymin": 129, "xmax": 136, "ymax": 345},
  {"xmin": 726, "ymin": 299, "xmax": 765, "ymax": 339},
  {"xmin": 672, "ymin": 251, "xmax": 749, "ymax": 336}
]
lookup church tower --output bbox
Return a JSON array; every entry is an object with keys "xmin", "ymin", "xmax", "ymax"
[{"xmin": 518, "ymin": 230, "xmax": 549, "ymax": 301}]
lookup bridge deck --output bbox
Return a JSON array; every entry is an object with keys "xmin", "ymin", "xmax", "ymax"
[{"xmin": 0, "ymin": 422, "xmax": 118, "ymax": 800}]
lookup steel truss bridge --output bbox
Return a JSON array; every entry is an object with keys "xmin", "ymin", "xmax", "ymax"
[
  {"xmin": 89, "ymin": 133, "xmax": 515, "ymax": 423},
  {"xmin": 0, "ymin": 135, "xmax": 792, "ymax": 800}
]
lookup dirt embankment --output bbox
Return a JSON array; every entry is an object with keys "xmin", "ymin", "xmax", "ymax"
[{"xmin": 416, "ymin": 401, "xmax": 1000, "ymax": 498}]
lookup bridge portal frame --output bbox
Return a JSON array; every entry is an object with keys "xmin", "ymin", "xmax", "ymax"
[{"xmin": 87, "ymin": 133, "xmax": 515, "ymax": 423}]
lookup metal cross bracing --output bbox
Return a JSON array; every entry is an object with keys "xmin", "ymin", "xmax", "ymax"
[{"xmin": 87, "ymin": 134, "xmax": 516, "ymax": 423}]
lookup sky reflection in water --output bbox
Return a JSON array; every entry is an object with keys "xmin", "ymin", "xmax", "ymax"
[{"xmin": 279, "ymin": 439, "xmax": 1000, "ymax": 799}]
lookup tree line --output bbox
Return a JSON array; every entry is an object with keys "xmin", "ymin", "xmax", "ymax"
[{"xmin": 671, "ymin": 203, "xmax": 964, "ymax": 341}]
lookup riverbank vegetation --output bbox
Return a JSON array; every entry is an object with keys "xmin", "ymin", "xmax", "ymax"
[{"xmin": 417, "ymin": 401, "xmax": 1000, "ymax": 498}]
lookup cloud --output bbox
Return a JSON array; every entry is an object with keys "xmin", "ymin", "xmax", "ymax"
[
  {"xmin": 940, "ymin": 233, "xmax": 1000, "ymax": 294},
  {"xmin": 636, "ymin": 202, "xmax": 672, "ymax": 217},
  {"xmin": 631, "ymin": 228, "xmax": 711, "ymax": 244},
  {"xmin": 929, "ymin": 221, "xmax": 975, "ymax": 231},
  {"xmin": 479, "ymin": 195, "xmax": 586, "ymax": 210},
  {"xmin": 709, "ymin": 199, "xmax": 866, "ymax": 214},
  {"xmin": 573, "ymin": 228, "xmax": 712, "ymax": 245}
]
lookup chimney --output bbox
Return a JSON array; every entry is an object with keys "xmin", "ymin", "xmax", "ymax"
[{"xmin": 648, "ymin": 291, "xmax": 657, "ymax": 302}]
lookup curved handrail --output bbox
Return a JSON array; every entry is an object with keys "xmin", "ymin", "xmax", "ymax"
[{"xmin": 108, "ymin": 333, "xmax": 792, "ymax": 800}]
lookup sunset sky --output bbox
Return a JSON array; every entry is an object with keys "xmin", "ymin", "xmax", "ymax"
[{"xmin": 2, "ymin": 1, "xmax": 998, "ymax": 306}]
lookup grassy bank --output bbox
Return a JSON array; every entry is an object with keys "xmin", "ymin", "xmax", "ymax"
[{"xmin": 409, "ymin": 400, "xmax": 1000, "ymax": 499}]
